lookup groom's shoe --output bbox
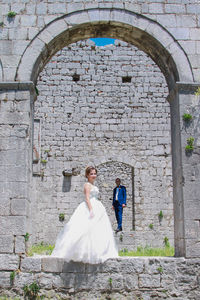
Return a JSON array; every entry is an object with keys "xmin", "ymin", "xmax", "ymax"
[{"xmin": 115, "ymin": 228, "xmax": 122, "ymax": 233}]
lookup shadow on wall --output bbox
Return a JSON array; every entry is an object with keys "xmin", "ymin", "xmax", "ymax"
[
  {"xmin": 62, "ymin": 176, "xmax": 72, "ymax": 192},
  {"xmin": 0, "ymin": 59, "xmax": 3, "ymax": 81}
]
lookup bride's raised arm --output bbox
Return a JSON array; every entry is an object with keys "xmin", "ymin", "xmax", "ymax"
[{"xmin": 84, "ymin": 183, "xmax": 94, "ymax": 218}]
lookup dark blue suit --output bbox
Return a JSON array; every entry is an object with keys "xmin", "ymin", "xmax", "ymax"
[{"xmin": 113, "ymin": 185, "xmax": 126, "ymax": 230}]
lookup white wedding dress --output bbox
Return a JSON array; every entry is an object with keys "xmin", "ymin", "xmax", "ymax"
[{"xmin": 51, "ymin": 183, "xmax": 118, "ymax": 264}]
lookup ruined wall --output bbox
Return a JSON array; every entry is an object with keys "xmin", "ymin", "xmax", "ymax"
[
  {"xmin": 0, "ymin": 1, "xmax": 200, "ymax": 298},
  {"xmin": 32, "ymin": 39, "xmax": 173, "ymax": 249},
  {"xmin": 0, "ymin": 256, "xmax": 200, "ymax": 300},
  {"xmin": 0, "ymin": 0, "xmax": 200, "ymax": 82}
]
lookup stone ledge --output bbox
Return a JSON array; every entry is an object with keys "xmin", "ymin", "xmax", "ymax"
[
  {"xmin": 0, "ymin": 81, "xmax": 34, "ymax": 91},
  {"xmin": 20, "ymin": 256, "xmax": 186, "ymax": 273},
  {"xmin": 176, "ymin": 81, "xmax": 200, "ymax": 92},
  {"xmin": 167, "ymin": 81, "xmax": 200, "ymax": 102}
]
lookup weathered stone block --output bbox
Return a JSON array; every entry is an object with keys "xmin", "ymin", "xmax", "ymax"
[
  {"xmin": 0, "ymin": 272, "xmax": 11, "ymax": 288},
  {"xmin": 21, "ymin": 257, "xmax": 41, "ymax": 272},
  {"xmin": 0, "ymin": 41, "xmax": 12, "ymax": 55},
  {"xmin": 157, "ymin": 15, "xmax": 176, "ymax": 28},
  {"xmin": 179, "ymin": 41, "xmax": 196, "ymax": 55},
  {"xmin": 39, "ymin": 272, "xmax": 54, "ymax": 289},
  {"xmin": 149, "ymin": 3, "xmax": 164, "ymax": 14},
  {"xmin": 63, "ymin": 261, "xmax": 86, "ymax": 273},
  {"xmin": 15, "ymin": 236, "xmax": 26, "ymax": 254},
  {"xmin": 139, "ymin": 274, "xmax": 160, "ymax": 288},
  {"xmin": 42, "ymin": 257, "xmax": 64, "ymax": 272},
  {"xmin": 119, "ymin": 257, "xmax": 144, "ymax": 274},
  {"xmin": 0, "ymin": 196, "xmax": 10, "ymax": 215},
  {"xmin": 190, "ymin": 28, "xmax": 200, "ymax": 40},
  {"xmin": 11, "ymin": 199, "xmax": 28, "ymax": 216},
  {"xmin": 21, "ymin": 15, "xmax": 37, "ymax": 27},
  {"xmin": 0, "ymin": 216, "xmax": 26, "ymax": 235},
  {"xmin": 9, "ymin": 28, "xmax": 27, "ymax": 40},
  {"xmin": 124, "ymin": 3, "xmax": 141, "ymax": 14},
  {"xmin": 0, "ymin": 254, "xmax": 19, "ymax": 270},
  {"xmin": 165, "ymin": 4, "xmax": 186, "ymax": 14},
  {"xmin": 1, "ymin": 4, "xmax": 9, "ymax": 15},
  {"xmin": 186, "ymin": 4, "xmax": 200, "ymax": 14},
  {"xmin": 11, "ymin": 3, "xmax": 25, "ymax": 14},
  {"xmin": 12, "ymin": 40, "xmax": 29, "ymax": 56},
  {"xmin": 176, "ymin": 15, "xmax": 196, "ymax": 28},
  {"xmin": 0, "ymin": 235, "xmax": 14, "ymax": 253},
  {"xmin": 8, "ymin": 182, "xmax": 28, "ymax": 199},
  {"xmin": 28, "ymin": 27, "xmax": 39, "ymax": 40},
  {"xmin": 7, "ymin": 165, "xmax": 28, "ymax": 182},
  {"xmin": 14, "ymin": 272, "xmax": 35, "ymax": 288},
  {"xmin": 168, "ymin": 28, "xmax": 189, "ymax": 40},
  {"xmin": 59, "ymin": 272, "xmax": 75, "ymax": 289},
  {"xmin": 26, "ymin": 3, "xmax": 36, "ymax": 15},
  {"xmin": 67, "ymin": 3, "xmax": 84, "ymax": 14},
  {"xmin": 48, "ymin": 3, "xmax": 66, "ymax": 14},
  {"xmin": 123, "ymin": 273, "xmax": 138, "ymax": 290},
  {"xmin": 0, "ymin": 111, "xmax": 30, "ymax": 125}
]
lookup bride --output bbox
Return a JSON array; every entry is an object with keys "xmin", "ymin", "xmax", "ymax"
[{"xmin": 51, "ymin": 166, "xmax": 118, "ymax": 264}]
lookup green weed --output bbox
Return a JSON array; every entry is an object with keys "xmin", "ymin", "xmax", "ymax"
[
  {"xmin": 7, "ymin": 11, "xmax": 17, "ymax": 18},
  {"xmin": 157, "ymin": 266, "xmax": 163, "ymax": 273},
  {"xmin": 185, "ymin": 136, "xmax": 194, "ymax": 153},
  {"xmin": 23, "ymin": 282, "xmax": 40, "ymax": 299},
  {"xmin": 24, "ymin": 232, "xmax": 30, "ymax": 242},
  {"xmin": 59, "ymin": 213, "xmax": 65, "ymax": 222},
  {"xmin": 27, "ymin": 242, "xmax": 54, "ymax": 256},
  {"xmin": 10, "ymin": 271, "xmax": 15, "ymax": 283},
  {"xmin": 163, "ymin": 236, "xmax": 170, "ymax": 247},
  {"xmin": 182, "ymin": 113, "xmax": 192, "ymax": 122},
  {"xmin": 149, "ymin": 223, "xmax": 154, "ymax": 229},
  {"xmin": 195, "ymin": 87, "xmax": 200, "ymax": 96}
]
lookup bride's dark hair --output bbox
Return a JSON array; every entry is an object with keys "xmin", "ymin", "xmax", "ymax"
[{"xmin": 85, "ymin": 166, "xmax": 97, "ymax": 178}]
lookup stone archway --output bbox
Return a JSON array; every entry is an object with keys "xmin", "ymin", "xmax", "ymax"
[
  {"xmin": 14, "ymin": 8, "xmax": 195, "ymax": 257},
  {"xmin": 16, "ymin": 9, "xmax": 193, "ymax": 86}
]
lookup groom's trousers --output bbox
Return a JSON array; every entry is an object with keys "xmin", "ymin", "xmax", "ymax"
[{"xmin": 114, "ymin": 202, "xmax": 123, "ymax": 230}]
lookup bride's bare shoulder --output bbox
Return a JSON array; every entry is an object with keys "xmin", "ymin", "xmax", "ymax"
[{"xmin": 84, "ymin": 182, "xmax": 91, "ymax": 190}]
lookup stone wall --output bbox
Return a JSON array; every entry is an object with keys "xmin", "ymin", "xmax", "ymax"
[
  {"xmin": 0, "ymin": 0, "xmax": 200, "ymax": 82},
  {"xmin": 0, "ymin": 1, "xmax": 200, "ymax": 298},
  {"xmin": 0, "ymin": 256, "xmax": 200, "ymax": 300},
  {"xmin": 32, "ymin": 39, "xmax": 174, "ymax": 249},
  {"xmin": 0, "ymin": 85, "xmax": 33, "ymax": 255}
]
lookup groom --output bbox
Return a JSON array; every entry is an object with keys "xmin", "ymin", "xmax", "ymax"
[{"xmin": 112, "ymin": 178, "xmax": 126, "ymax": 233}]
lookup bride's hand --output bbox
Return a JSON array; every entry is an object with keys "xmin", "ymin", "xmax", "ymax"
[{"xmin": 89, "ymin": 209, "xmax": 94, "ymax": 218}]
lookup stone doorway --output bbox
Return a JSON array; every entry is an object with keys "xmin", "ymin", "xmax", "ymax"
[{"xmin": 97, "ymin": 161, "xmax": 134, "ymax": 232}]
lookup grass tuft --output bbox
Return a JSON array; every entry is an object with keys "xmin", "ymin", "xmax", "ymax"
[
  {"xmin": 28, "ymin": 243, "xmax": 174, "ymax": 257},
  {"xmin": 119, "ymin": 245, "xmax": 174, "ymax": 257},
  {"xmin": 27, "ymin": 242, "xmax": 54, "ymax": 256}
]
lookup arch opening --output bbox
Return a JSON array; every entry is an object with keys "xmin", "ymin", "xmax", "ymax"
[
  {"xmin": 31, "ymin": 37, "xmax": 174, "ymax": 252},
  {"xmin": 31, "ymin": 22, "xmax": 179, "ymax": 90}
]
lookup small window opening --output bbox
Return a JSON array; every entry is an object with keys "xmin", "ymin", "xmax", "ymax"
[
  {"xmin": 72, "ymin": 74, "xmax": 80, "ymax": 82},
  {"xmin": 122, "ymin": 76, "xmax": 132, "ymax": 83}
]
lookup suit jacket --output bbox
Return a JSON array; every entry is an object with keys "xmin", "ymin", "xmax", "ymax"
[{"xmin": 113, "ymin": 185, "xmax": 126, "ymax": 206}]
